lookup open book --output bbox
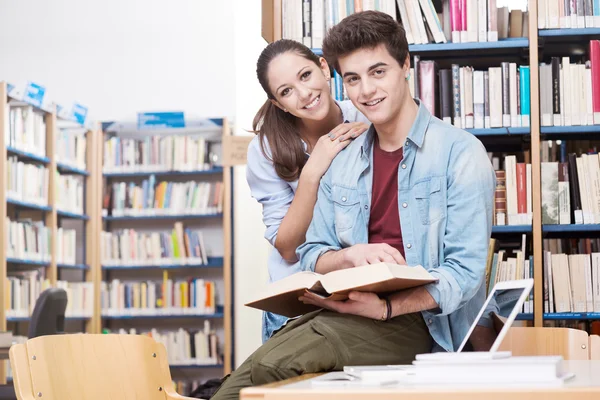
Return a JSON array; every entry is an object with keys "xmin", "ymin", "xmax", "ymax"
[{"xmin": 245, "ymin": 263, "xmax": 437, "ymax": 318}]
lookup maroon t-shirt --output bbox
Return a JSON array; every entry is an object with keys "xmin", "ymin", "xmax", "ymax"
[{"xmin": 368, "ymin": 138, "xmax": 405, "ymax": 258}]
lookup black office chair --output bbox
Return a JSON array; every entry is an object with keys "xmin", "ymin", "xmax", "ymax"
[{"xmin": 0, "ymin": 288, "xmax": 68, "ymax": 399}]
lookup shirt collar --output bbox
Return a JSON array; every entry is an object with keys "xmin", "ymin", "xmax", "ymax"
[{"xmin": 360, "ymin": 99, "xmax": 431, "ymax": 159}]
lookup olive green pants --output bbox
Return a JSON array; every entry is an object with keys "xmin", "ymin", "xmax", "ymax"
[{"xmin": 211, "ymin": 310, "xmax": 432, "ymax": 400}]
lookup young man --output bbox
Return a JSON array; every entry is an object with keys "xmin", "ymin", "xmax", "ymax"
[{"xmin": 211, "ymin": 11, "xmax": 495, "ymax": 400}]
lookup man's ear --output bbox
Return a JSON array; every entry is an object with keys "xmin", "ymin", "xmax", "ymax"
[
  {"xmin": 403, "ymin": 55, "xmax": 411, "ymax": 79},
  {"xmin": 270, "ymin": 98, "xmax": 287, "ymax": 113}
]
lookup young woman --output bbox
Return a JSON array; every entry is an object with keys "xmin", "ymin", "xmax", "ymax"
[{"xmin": 247, "ymin": 39, "xmax": 370, "ymax": 342}]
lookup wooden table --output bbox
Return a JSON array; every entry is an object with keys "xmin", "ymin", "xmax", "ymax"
[{"xmin": 241, "ymin": 361, "xmax": 600, "ymax": 399}]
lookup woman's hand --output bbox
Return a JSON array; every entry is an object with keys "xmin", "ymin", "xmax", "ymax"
[{"xmin": 303, "ymin": 122, "xmax": 370, "ymax": 180}]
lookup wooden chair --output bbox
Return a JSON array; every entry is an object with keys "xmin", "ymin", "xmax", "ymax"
[
  {"xmin": 497, "ymin": 327, "xmax": 590, "ymax": 360},
  {"xmin": 9, "ymin": 333, "xmax": 196, "ymax": 400},
  {"xmin": 589, "ymin": 334, "xmax": 600, "ymax": 360}
]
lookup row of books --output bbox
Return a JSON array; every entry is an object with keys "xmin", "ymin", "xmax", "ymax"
[
  {"xmin": 56, "ymin": 228, "xmax": 77, "ymax": 266},
  {"xmin": 410, "ymin": 62, "xmax": 531, "ymax": 129},
  {"xmin": 104, "ymin": 179, "xmax": 223, "ymax": 216},
  {"xmin": 100, "ymin": 276, "xmax": 217, "ymax": 316},
  {"xmin": 100, "ymin": 223, "xmax": 210, "ymax": 267},
  {"xmin": 540, "ymin": 150, "xmax": 600, "ymax": 225},
  {"xmin": 56, "ymin": 130, "xmax": 87, "ymax": 170},
  {"xmin": 113, "ymin": 322, "xmax": 222, "ymax": 366},
  {"xmin": 485, "ymin": 236, "xmax": 534, "ymax": 313},
  {"xmin": 491, "ymin": 154, "xmax": 532, "ymax": 226},
  {"xmin": 543, "ymin": 250, "xmax": 600, "ymax": 313},
  {"xmin": 539, "ymin": 0, "xmax": 600, "ymax": 29},
  {"xmin": 5, "ymin": 218, "xmax": 51, "ymax": 262},
  {"xmin": 5, "ymin": 272, "xmax": 93, "ymax": 318},
  {"xmin": 56, "ymin": 173, "xmax": 84, "ymax": 215},
  {"xmin": 6, "ymin": 157, "xmax": 49, "ymax": 206},
  {"xmin": 103, "ymin": 135, "xmax": 217, "ymax": 173},
  {"xmin": 4, "ymin": 104, "xmax": 46, "ymax": 157},
  {"xmin": 540, "ymin": 45, "xmax": 600, "ymax": 127}
]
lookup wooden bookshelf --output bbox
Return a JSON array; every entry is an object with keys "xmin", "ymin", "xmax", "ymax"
[
  {"xmin": 1, "ymin": 82, "xmax": 102, "ymax": 384},
  {"xmin": 99, "ymin": 117, "xmax": 234, "ymax": 380}
]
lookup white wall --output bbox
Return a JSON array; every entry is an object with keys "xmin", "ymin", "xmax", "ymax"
[
  {"xmin": 232, "ymin": 0, "xmax": 271, "ymax": 366},
  {"xmin": 0, "ymin": 0, "xmax": 235, "ymax": 121}
]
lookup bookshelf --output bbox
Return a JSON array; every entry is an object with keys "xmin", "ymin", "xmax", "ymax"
[
  {"xmin": 99, "ymin": 117, "xmax": 233, "ymax": 385},
  {"xmin": 0, "ymin": 81, "xmax": 101, "ymax": 383}
]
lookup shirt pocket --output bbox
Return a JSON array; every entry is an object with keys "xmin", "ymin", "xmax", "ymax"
[
  {"xmin": 332, "ymin": 186, "xmax": 362, "ymax": 232},
  {"xmin": 413, "ymin": 177, "xmax": 446, "ymax": 225}
]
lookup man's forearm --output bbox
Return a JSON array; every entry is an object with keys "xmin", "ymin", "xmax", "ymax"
[
  {"xmin": 388, "ymin": 286, "xmax": 439, "ymax": 317},
  {"xmin": 314, "ymin": 249, "xmax": 352, "ymax": 274}
]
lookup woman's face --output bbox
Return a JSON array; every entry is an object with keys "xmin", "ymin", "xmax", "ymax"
[{"xmin": 267, "ymin": 51, "xmax": 333, "ymax": 121}]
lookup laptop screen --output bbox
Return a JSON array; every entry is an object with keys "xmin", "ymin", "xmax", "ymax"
[{"xmin": 458, "ymin": 279, "xmax": 533, "ymax": 353}]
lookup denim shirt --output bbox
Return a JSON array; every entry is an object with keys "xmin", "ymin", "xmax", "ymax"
[
  {"xmin": 246, "ymin": 100, "xmax": 371, "ymax": 343},
  {"xmin": 297, "ymin": 100, "xmax": 496, "ymax": 352}
]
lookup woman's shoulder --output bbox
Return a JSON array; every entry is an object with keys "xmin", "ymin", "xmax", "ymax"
[
  {"xmin": 336, "ymin": 100, "xmax": 370, "ymax": 124},
  {"xmin": 248, "ymin": 134, "xmax": 273, "ymax": 162}
]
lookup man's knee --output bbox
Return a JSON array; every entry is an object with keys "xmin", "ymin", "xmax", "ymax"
[{"xmin": 250, "ymin": 345, "xmax": 287, "ymax": 385}]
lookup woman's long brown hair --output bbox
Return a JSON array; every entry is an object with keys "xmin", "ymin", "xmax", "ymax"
[{"xmin": 253, "ymin": 39, "xmax": 322, "ymax": 182}]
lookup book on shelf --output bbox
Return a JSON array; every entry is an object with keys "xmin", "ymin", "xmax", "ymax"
[
  {"xmin": 100, "ymin": 223, "xmax": 211, "ymax": 266},
  {"xmin": 409, "ymin": 61, "xmax": 530, "ymax": 129},
  {"xmin": 542, "ymin": 238, "xmax": 600, "ymax": 314},
  {"xmin": 5, "ymin": 217, "xmax": 51, "ymax": 262},
  {"xmin": 488, "ymin": 152, "xmax": 532, "ymax": 226},
  {"xmin": 6, "ymin": 157, "xmax": 49, "ymax": 206},
  {"xmin": 107, "ymin": 321, "xmax": 222, "ymax": 366},
  {"xmin": 56, "ymin": 129, "xmax": 87, "ymax": 170},
  {"xmin": 101, "ymin": 274, "xmax": 217, "ymax": 316},
  {"xmin": 103, "ymin": 135, "xmax": 219, "ymax": 173},
  {"xmin": 55, "ymin": 281, "xmax": 94, "ymax": 318},
  {"xmin": 245, "ymin": 263, "xmax": 436, "ymax": 318},
  {"xmin": 282, "ymin": 1, "xmax": 528, "ymax": 49},
  {"xmin": 104, "ymin": 178, "xmax": 223, "ymax": 216},
  {"xmin": 56, "ymin": 173, "xmax": 84, "ymax": 215},
  {"xmin": 4, "ymin": 103, "xmax": 46, "ymax": 157},
  {"xmin": 538, "ymin": 0, "xmax": 600, "ymax": 29},
  {"xmin": 56, "ymin": 228, "xmax": 77, "ymax": 266}
]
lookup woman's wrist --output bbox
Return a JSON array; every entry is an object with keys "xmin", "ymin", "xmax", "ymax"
[{"xmin": 300, "ymin": 165, "xmax": 321, "ymax": 186}]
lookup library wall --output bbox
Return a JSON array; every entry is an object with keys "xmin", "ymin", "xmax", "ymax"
[{"xmin": 0, "ymin": 0, "xmax": 236, "ymax": 120}]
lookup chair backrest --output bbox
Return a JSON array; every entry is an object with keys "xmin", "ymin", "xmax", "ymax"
[
  {"xmin": 9, "ymin": 334, "xmax": 186, "ymax": 400},
  {"xmin": 28, "ymin": 288, "xmax": 67, "ymax": 339},
  {"xmin": 590, "ymin": 335, "xmax": 600, "ymax": 360},
  {"xmin": 497, "ymin": 327, "xmax": 589, "ymax": 360}
]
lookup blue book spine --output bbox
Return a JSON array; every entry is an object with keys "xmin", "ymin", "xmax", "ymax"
[
  {"xmin": 595, "ymin": 0, "xmax": 600, "ymax": 17},
  {"xmin": 142, "ymin": 180, "xmax": 148, "ymax": 210},
  {"xmin": 520, "ymin": 66, "xmax": 530, "ymax": 117},
  {"xmin": 334, "ymin": 70, "xmax": 343, "ymax": 101},
  {"xmin": 346, "ymin": 0, "xmax": 354, "ymax": 14}
]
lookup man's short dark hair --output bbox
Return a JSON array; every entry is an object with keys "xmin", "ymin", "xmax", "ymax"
[{"xmin": 322, "ymin": 10, "xmax": 409, "ymax": 74}]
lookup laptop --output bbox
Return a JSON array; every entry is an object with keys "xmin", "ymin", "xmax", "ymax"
[{"xmin": 342, "ymin": 278, "xmax": 534, "ymax": 380}]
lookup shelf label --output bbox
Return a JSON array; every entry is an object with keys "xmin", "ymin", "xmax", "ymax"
[
  {"xmin": 23, "ymin": 82, "xmax": 46, "ymax": 108},
  {"xmin": 223, "ymin": 135, "xmax": 253, "ymax": 166},
  {"xmin": 71, "ymin": 103, "xmax": 88, "ymax": 125},
  {"xmin": 138, "ymin": 111, "xmax": 185, "ymax": 130}
]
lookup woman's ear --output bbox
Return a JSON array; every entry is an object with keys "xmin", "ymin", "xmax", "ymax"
[
  {"xmin": 319, "ymin": 57, "xmax": 331, "ymax": 81},
  {"xmin": 270, "ymin": 98, "xmax": 288, "ymax": 113}
]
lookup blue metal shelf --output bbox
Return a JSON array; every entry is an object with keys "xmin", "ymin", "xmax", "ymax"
[
  {"xmin": 6, "ymin": 258, "xmax": 50, "ymax": 266},
  {"xmin": 103, "ymin": 213, "xmax": 223, "ymax": 221},
  {"xmin": 516, "ymin": 313, "xmax": 533, "ymax": 321},
  {"xmin": 7, "ymin": 316, "xmax": 91, "ymax": 322},
  {"xmin": 57, "ymin": 210, "xmax": 90, "ymax": 220},
  {"xmin": 102, "ymin": 256, "xmax": 223, "ymax": 270},
  {"xmin": 467, "ymin": 127, "xmax": 530, "ymax": 136},
  {"xmin": 543, "ymin": 224, "xmax": 600, "ymax": 233},
  {"xmin": 103, "ymin": 167, "xmax": 224, "ymax": 178},
  {"xmin": 544, "ymin": 312, "xmax": 600, "ymax": 320},
  {"xmin": 540, "ymin": 125, "xmax": 600, "ymax": 134},
  {"xmin": 6, "ymin": 146, "xmax": 50, "ymax": 164},
  {"xmin": 492, "ymin": 225, "xmax": 532, "ymax": 234},
  {"xmin": 102, "ymin": 310, "xmax": 224, "ymax": 320},
  {"xmin": 539, "ymin": 28, "xmax": 600, "ymax": 37},
  {"xmin": 169, "ymin": 364, "xmax": 224, "ymax": 369},
  {"xmin": 57, "ymin": 263, "xmax": 90, "ymax": 270},
  {"xmin": 7, "ymin": 198, "xmax": 52, "ymax": 211},
  {"xmin": 57, "ymin": 162, "xmax": 90, "ymax": 176}
]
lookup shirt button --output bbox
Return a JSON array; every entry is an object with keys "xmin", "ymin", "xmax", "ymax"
[
  {"xmin": 401, "ymin": 164, "xmax": 407, "ymax": 169},
  {"xmin": 428, "ymin": 319, "xmax": 433, "ymax": 324},
  {"xmin": 341, "ymin": 196, "xmax": 347, "ymax": 202},
  {"xmin": 364, "ymin": 205, "xmax": 368, "ymax": 210},
  {"xmin": 402, "ymin": 202, "xmax": 408, "ymax": 208},
  {"xmin": 407, "ymin": 243, "xmax": 412, "ymax": 249},
  {"xmin": 405, "ymin": 141, "xmax": 409, "ymax": 146}
]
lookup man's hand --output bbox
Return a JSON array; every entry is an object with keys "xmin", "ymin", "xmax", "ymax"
[
  {"xmin": 341, "ymin": 243, "xmax": 406, "ymax": 267},
  {"xmin": 299, "ymin": 290, "xmax": 386, "ymax": 320}
]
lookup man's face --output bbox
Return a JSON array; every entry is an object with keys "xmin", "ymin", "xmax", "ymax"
[{"xmin": 338, "ymin": 43, "xmax": 408, "ymax": 127}]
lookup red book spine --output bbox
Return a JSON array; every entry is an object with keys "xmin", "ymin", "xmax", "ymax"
[
  {"xmin": 450, "ymin": 0, "xmax": 461, "ymax": 32},
  {"xmin": 459, "ymin": 0, "xmax": 467, "ymax": 33},
  {"xmin": 590, "ymin": 40, "xmax": 600, "ymax": 116},
  {"xmin": 516, "ymin": 163, "xmax": 527, "ymax": 215}
]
